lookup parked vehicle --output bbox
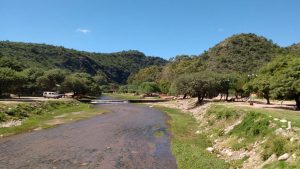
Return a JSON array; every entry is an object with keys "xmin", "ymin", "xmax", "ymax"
[{"xmin": 43, "ymin": 92, "xmax": 62, "ymax": 99}]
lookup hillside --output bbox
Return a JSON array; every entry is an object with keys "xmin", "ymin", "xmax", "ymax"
[
  {"xmin": 201, "ymin": 33, "xmax": 282, "ymax": 73},
  {"xmin": 287, "ymin": 43, "xmax": 300, "ymax": 55},
  {"xmin": 0, "ymin": 41, "xmax": 167, "ymax": 83}
]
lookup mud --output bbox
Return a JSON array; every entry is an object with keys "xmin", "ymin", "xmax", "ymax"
[{"xmin": 0, "ymin": 100, "xmax": 177, "ymax": 169}]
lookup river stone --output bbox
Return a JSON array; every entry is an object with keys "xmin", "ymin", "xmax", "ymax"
[
  {"xmin": 206, "ymin": 147, "xmax": 214, "ymax": 153},
  {"xmin": 287, "ymin": 121, "xmax": 292, "ymax": 130},
  {"xmin": 278, "ymin": 153, "xmax": 289, "ymax": 161},
  {"xmin": 280, "ymin": 119, "xmax": 287, "ymax": 123},
  {"xmin": 227, "ymin": 152, "xmax": 233, "ymax": 157},
  {"xmin": 275, "ymin": 128, "xmax": 284, "ymax": 135}
]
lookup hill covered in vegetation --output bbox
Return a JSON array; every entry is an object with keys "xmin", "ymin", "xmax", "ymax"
[
  {"xmin": 287, "ymin": 43, "xmax": 300, "ymax": 55},
  {"xmin": 201, "ymin": 33, "xmax": 283, "ymax": 73},
  {"xmin": 0, "ymin": 41, "xmax": 167, "ymax": 84}
]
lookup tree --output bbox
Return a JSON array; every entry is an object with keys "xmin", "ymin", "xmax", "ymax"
[
  {"xmin": 246, "ymin": 74, "xmax": 271, "ymax": 104},
  {"xmin": 169, "ymin": 74, "xmax": 192, "ymax": 98},
  {"xmin": 0, "ymin": 68, "xmax": 24, "ymax": 96},
  {"xmin": 267, "ymin": 55, "xmax": 300, "ymax": 109},
  {"xmin": 171, "ymin": 72, "xmax": 220, "ymax": 103},
  {"xmin": 118, "ymin": 85, "xmax": 138, "ymax": 93},
  {"xmin": 0, "ymin": 57, "xmax": 24, "ymax": 71},
  {"xmin": 61, "ymin": 73, "xmax": 101, "ymax": 96},
  {"xmin": 127, "ymin": 66, "xmax": 162, "ymax": 85},
  {"xmin": 21, "ymin": 68, "xmax": 44, "ymax": 95},
  {"xmin": 139, "ymin": 82, "xmax": 160, "ymax": 95},
  {"xmin": 36, "ymin": 69, "xmax": 67, "ymax": 91}
]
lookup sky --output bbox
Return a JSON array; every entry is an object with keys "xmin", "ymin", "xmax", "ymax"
[{"xmin": 0, "ymin": 0, "xmax": 299, "ymax": 59}]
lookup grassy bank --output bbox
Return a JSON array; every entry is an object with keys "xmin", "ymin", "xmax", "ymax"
[
  {"xmin": 202, "ymin": 104, "xmax": 300, "ymax": 168},
  {"xmin": 0, "ymin": 101, "xmax": 106, "ymax": 137},
  {"xmin": 155, "ymin": 106, "xmax": 229, "ymax": 169}
]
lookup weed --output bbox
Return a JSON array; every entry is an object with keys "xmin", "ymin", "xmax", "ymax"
[{"xmin": 262, "ymin": 135, "xmax": 288, "ymax": 160}]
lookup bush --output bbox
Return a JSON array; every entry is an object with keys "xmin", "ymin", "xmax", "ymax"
[
  {"xmin": 0, "ymin": 112, "xmax": 7, "ymax": 122},
  {"xmin": 262, "ymin": 135, "xmax": 288, "ymax": 160},
  {"xmin": 139, "ymin": 82, "xmax": 160, "ymax": 95}
]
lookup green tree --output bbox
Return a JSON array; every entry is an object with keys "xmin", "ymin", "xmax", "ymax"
[
  {"xmin": 0, "ymin": 57, "xmax": 24, "ymax": 71},
  {"xmin": 169, "ymin": 74, "xmax": 192, "ymax": 98},
  {"xmin": 139, "ymin": 82, "xmax": 160, "ymax": 95},
  {"xmin": 36, "ymin": 69, "xmax": 67, "ymax": 91},
  {"xmin": 0, "ymin": 68, "xmax": 24, "ymax": 96},
  {"xmin": 127, "ymin": 66, "xmax": 162, "ymax": 85},
  {"xmin": 247, "ymin": 74, "xmax": 271, "ymax": 104},
  {"xmin": 21, "ymin": 68, "xmax": 44, "ymax": 95},
  {"xmin": 61, "ymin": 73, "xmax": 101, "ymax": 96},
  {"xmin": 268, "ymin": 55, "xmax": 300, "ymax": 109},
  {"xmin": 171, "ymin": 72, "xmax": 220, "ymax": 103}
]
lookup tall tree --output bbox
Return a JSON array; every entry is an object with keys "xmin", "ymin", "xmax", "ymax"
[
  {"xmin": 268, "ymin": 55, "xmax": 300, "ymax": 109},
  {"xmin": 0, "ymin": 68, "xmax": 24, "ymax": 96}
]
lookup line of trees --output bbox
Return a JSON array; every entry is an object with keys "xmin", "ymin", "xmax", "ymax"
[
  {"xmin": 246, "ymin": 55, "xmax": 300, "ymax": 108},
  {"xmin": 0, "ymin": 68, "xmax": 102, "ymax": 97},
  {"xmin": 125, "ymin": 54, "xmax": 300, "ymax": 109}
]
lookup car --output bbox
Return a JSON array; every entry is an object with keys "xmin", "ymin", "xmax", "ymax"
[{"xmin": 43, "ymin": 92, "xmax": 62, "ymax": 99}]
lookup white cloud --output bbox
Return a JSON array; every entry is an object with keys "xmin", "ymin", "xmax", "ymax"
[{"xmin": 76, "ymin": 28, "xmax": 91, "ymax": 34}]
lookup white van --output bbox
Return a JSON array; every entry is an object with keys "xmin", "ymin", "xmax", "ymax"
[{"xmin": 43, "ymin": 92, "xmax": 61, "ymax": 99}]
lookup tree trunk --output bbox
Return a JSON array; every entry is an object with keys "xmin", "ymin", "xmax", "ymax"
[
  {"xmin": 265, "ymin": 94, "xmax": 270, "ymax": 104},
  {"xmin": 296, "ymin": 96, "xmax": 300, "ymax": 110},
  {"xmin": 225, "ymin": 91, "xmax": 229, "ymax": 101},
  {"xmin": 183, "ymin": 94, "xmax": 187, "ymax": 99},
  {"xmin": 197, "ymin": 94, "xmax": 204, "ymax": 103}
]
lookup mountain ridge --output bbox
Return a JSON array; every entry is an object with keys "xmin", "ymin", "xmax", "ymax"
[{"xmin": 0, "ymin": 41, "xmax": 168, "ymax": 84}]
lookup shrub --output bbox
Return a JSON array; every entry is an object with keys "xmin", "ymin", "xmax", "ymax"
[
  {"xmin": 262, "ymin": 135, "xmax": 288, "ymax": 160},
  {"xmin": 0, "ymin": 112, "xmax": 7, "ymax": 122}
]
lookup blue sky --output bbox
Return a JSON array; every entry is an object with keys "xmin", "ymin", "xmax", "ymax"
[{"xmin": 0, "ymin": 0, "xmax": 299, "ymax": 58}]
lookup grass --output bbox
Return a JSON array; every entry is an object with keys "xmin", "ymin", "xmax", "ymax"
[
  {"xmin": 206, "ymin": 103, "xmax": 300, "ymax": 168},
  {"xmin": 225, "ymin": 104, "xmax": 300, "ymax": 128},
  {"xmin": 154, "ymin": 130, "xmax": 165, "ymax": 138},
  {"xmin": 155, "ymin": 106, "xmax": 229, "ymax": 169},
  {"xmin": 229, "ymin": 112, "xmax": 271, "ymax": 137},
  {"xmin": 263, "ymin": 161, "xmax": 300, "ymax": 169},
  {"xmin": 0, "ymin": 101, "xmax": 106, "ymax": 137}
]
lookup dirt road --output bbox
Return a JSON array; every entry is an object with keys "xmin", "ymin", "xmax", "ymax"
[{"xmin": 0, "ymin": 102, "xmax": 177, "ymax": 169}]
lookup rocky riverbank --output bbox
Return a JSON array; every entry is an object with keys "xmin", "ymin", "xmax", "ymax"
[{"xmin": 151, "ymin": 99, "xmax": 300, "ymax": 168}]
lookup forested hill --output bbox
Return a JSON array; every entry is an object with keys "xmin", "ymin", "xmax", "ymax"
[
  {"xmin": 201, "ymin": 33, "xmax": 283, "ymax": 73},
  {"xmin": 287, "ymin": 43, "xmax": 300, "ymax": 55},
  {"xmin": 0, "ymin": 41, "xmax": 167, "ymax": 83}
]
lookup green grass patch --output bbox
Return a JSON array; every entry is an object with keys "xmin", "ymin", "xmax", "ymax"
[
  {"xmin": 263, "ymin": 161, "xmax": 300, "ymax": 169},
  {"xmin": 206, "ymin": 104, "xmax": 241, "ymax": 120},
  {"xmin": 155, "ymin": 106, "xmax": 229, "ymax": 169},
  {"xmin": 229, "ymin": 112, "xmax": 271, "ymax": 138},
  {"xmin": 229, "ymin": 105, "xmax": 300, "ymax": 128},
  {"xmin": 0, "ymin": 101, "xmax": 106, "ymax": 137},
  {"xmin": 262, "ymin": 135, "xmax": 288, "ymax": 160},
  {"xmin": 154, "ymin": 130, "xmax": 165, "ymax": 138}
]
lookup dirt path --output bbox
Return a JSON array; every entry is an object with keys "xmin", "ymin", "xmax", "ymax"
[{"xmin": 0, "ymin": 103, "xmax": 177, "ymax": 169}]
